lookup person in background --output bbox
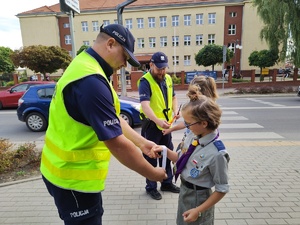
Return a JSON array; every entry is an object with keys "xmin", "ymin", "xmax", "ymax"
[
  {"xmin": 153, "ymin": 94, "xmax": 230, "ymax": 225},
  {"xmin": 40, "ymin": 24, "xmax": 166, "ymax": 225},
  {"xmin": 162, "ymin": 75, "xmax": 218, "ymax": 139},
  {"xmin": 138, "ymin": 51, "xmax": 180, "ymax": 200}
]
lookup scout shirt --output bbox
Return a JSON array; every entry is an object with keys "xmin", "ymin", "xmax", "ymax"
[{"xmin": 178, "ymin": 130, "xmax": 230, "ymax": 193}]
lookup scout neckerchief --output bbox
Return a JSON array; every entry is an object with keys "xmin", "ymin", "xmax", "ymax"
[{"xmin": 174, "ymin": 131, "xmax": 219, "ymax": 182}]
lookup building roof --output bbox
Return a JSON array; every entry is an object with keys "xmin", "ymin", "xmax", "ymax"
[{"xmin": 16, "ymin": 0, "xmax": 240, "ymax": 16}]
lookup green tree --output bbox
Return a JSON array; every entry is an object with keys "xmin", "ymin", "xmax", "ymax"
[
  {"xmin": 195, "ymin": 44, "xmax": 233, "ymax": 71},
  {"xmin": 77, "ymin": 45, "xmax": 90, "ymax": 55},
  {"xmin": 248, "ymin": 49, "xmax": 278, "ymax": 81},
  {"xmin": 11, "ymin": 45, "xmax": 72, "ymax": 76},
  {"xmin": 0, "ymin": 47, "xmax": 15, "ymax": 73},
  {"xmin": 252, "ymin": 0, "xmax": 300, "ymax": 66}
]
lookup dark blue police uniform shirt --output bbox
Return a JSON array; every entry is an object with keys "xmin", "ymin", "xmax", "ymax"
[{"xmin": 63, "ymin": 47, "xmax": 122, "ymax": 141}]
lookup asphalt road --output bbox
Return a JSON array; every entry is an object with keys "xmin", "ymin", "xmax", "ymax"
[{"xmin": 1, "ymin": 94, "xmax": 299, "ymax": 144}]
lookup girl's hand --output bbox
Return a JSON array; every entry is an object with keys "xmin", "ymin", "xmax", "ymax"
[
  {"xmin": 162, "ymin": 128, "xmax": 172, "ymax": 135},
  {"xmin": 151, "ymin": 145, "xmax": 164, "ymax": 158},
  {"xmin": 174, "ymin": 114, "xmax": 180, "ymax": 121},
  {"xmin": 182, "ymin": 208, "xmax": 200, "ymax": 223}
]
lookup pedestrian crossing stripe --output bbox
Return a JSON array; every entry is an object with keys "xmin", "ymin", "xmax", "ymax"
[
  {"xmin": 219, "ymin": 132, "xmax": 283, "ymax": 140},
  {"xmin": 219, "ymin": 123, "xmax": 263, "ymax": 129}
]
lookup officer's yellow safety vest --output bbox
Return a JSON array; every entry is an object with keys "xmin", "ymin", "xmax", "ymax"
[
  {"xmin": 40, "ymin": 51, "xmax": 120, "ymax": 193},
  {"xmin": 138, "ymin": 72, "xmax": 173, "ymax": 130}
]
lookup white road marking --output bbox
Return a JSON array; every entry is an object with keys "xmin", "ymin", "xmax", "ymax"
[
  {"xmin": 220, "ymin": 123, "xmax": 263, "ymax": 129},
  {"xmin": 246, "ymin": 98, "xmax": 284, "ymax": 107},
  {"xmin": 221, "ymin": 116, "xmax": 248, "ymax": 121},
  {"xmin": 220, "ymin": 132, "xmax": 283, "ymax": 140}
]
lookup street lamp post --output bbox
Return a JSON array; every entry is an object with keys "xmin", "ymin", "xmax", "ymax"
[
  {"xmin": 235, "ymin": 41, "xmax": 242, "ymax": 76},
  {"xmin": 229, "ymin": 39, "xmax": 242, "ymax": 76},
  {"xmin": 117, "ymin": 0, "xmax": 137, "ymax": 97},
  {"xmin": 234, "ymin": 40, "xmax": 242, "ymax": 76}
]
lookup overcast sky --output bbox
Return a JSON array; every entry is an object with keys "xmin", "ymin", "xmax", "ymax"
[{"xmin": 0, "ymin": 0, "xmax": 59, "ymax": 50}]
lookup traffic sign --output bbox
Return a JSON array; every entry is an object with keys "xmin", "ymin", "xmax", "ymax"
[{"xmin": 64, "ymin": 0, "xmax": 80, "ymax": 13}]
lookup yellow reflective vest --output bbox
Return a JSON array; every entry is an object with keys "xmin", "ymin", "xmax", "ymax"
[
  {"xmin": 139, "ymin": 72, "xmax": 173, "ymax": 130},
  {"xmin": 40, "ymin": 51, "xmax": 120, "ymax": 193}
]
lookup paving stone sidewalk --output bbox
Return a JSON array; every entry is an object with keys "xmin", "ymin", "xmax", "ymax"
[{"xmin": 1, "ymin": 138, "xmax": 300, "ymax": 225}]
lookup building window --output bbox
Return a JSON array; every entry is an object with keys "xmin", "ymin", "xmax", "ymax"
[
  {"xmin": 148, "ymin": 17, "xmax": 155, "ymax": 28},
  {"xmin": 230, "ymin": 12, "xmax": 237, "ymax": 17},
  {"xmin": 208, "ymin": 13, "xmax": 216, "ymax": 24},
  {"xmin": 228, "ymin": 24, "xmax": 236, "ymax": 35},
  {"xmin": 83, "ymin": 41, "xmax": 90, "ymax": 46},
  {"xmin": 172, "ymin": 56, "xmax": 179, "ymax": 65},
  {"xmin": 160, "ymin": 16, "xmax": 167, "ymax": 27},
  {"xmin": 92, "ymin": 21, "xmax": 99, "ymax": 32},
  {"xmin": 228, "ymin": 43, "xmax": 236, "ymax": 52},
  {"xmin": 160, "ymin": 36, "xmax": 167, "ymax": 47},
  {"xmin": 81, "ymin": 21, "xmax": 88, "ymax": 32},
  {"xmin": 196, "ymin": 14, "xmax": 203, "ymax": 25},
  {"xmin": 196, "ymin": 34, "xmax": 203, "ymax": 45},
  {"xmin": 149, "ymin": 37, "xmax": 156, "ymax": 48},
  {"xmin": 172, "ymin": 15, "xmax": 179, "ymax": 27},
  {"xmin": 172, "ymin": 36, "xmax": 179, "ymax": 46},
  {"xmin": 125, "ymin": 19, "xmax": 133, "ymax": 29},
  {"xmin": 63, "ymin": 23, "xmax": 70, "ymax": 28},
  {"xmin": 137, "ymin": 18, "xmax": 144, "ymax": 29},
  {"xmin": 65, "ymin": 35, "xmax": 71, "ymax": 45},
  {"xmin": 184, "ymin": 35, "xmax": 191, "ymax": 46},
  {"xmin": 208, "ymin": 34, "xmax": 215, "ymax": 44},
  {"xmin": 103, "ymin": 20, "xmax": 110, "ymax": 26},
  {"xmin": 114, "ymin": 19, "xmax": 118, "ymax": 24},
  {"xmin": 184, "ymin": 14, "xmax": 191, "ymax": 26},
  {"xmin": 184, "ymin": 55, "xmax": 191, "ymax": 66},
  {"xmin": 137, "ymin": 38, "xmax": 144, "ymax": 48}
]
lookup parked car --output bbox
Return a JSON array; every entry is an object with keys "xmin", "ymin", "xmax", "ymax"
[
  {"xmin": 297, "ymin": 86, "xmax": 300, "ymax": 97},
  {"xmin": 17, "ymin": 84, "xmax": 141, "ymax": 132},
  {"xmin": 118, "ymin": 96, "xmax": 141, "ymax": 127},
  {"xmin": 0, "ymin": 81, "xmax": 54, "ymax": 109}
]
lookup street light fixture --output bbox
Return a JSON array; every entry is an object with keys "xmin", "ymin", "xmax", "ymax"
[{"xmin": 228, "ymin": 39, "xmax": 242, "ymax": 76}]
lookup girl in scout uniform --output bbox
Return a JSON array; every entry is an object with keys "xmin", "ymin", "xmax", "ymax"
[{"xmin": 153, "ymin": 94, "xmax": 230, "ymax": 225}]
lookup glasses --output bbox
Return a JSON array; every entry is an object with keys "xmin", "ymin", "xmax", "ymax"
[{"xmin": 184, "ymin": 121, "xmax": 200, "ymax": 128}]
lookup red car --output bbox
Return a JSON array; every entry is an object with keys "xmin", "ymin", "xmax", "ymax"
[{"xmin": 0, "ymin": 81, "xmax": 54, "ymax": 109}]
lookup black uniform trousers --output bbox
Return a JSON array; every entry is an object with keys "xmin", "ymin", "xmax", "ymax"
[{"xmin": 141, "ymin": 120, "xmax": 174, "ymax": 191}]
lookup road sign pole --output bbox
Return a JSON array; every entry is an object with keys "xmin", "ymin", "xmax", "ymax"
[
  {"xmin": 69, "ymin": 10, "xmax": 76, "ymax": 59},
  {"xmin": 222, "ymin": 45, "xmax": 227, "ymax": 90},
  {"xmin": 60, "ymin": 0, "xmax": 80, "ymax": 59}
]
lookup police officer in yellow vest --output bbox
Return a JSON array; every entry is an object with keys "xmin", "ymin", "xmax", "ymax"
[
  {"xmin": 138, "ymin": 52, "xmax": 180, "ymax": 200},
  {"xmin": 40, "ymin": 24, "xmax": 167, "ymax": 225}
]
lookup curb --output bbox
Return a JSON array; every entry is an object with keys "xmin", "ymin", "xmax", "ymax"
[{"xmin": 0, "ymin": 176, "xmax": 41, "ymax": 187}]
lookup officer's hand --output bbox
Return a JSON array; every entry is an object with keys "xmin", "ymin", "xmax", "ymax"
[
  {"xmin": 140, "ymin": 140, "xmax": 158, "ymax": 158},
  {"xmin": 148, "ymin": 167, "xmax": 167, "ymax": 182},
  {"xmin": 159, "ymin": 120, "xmax": 171, "ymax": 129},
  {"xmin": 151, "ymin": 145, "xmax": 163, "ymax": 158}
]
